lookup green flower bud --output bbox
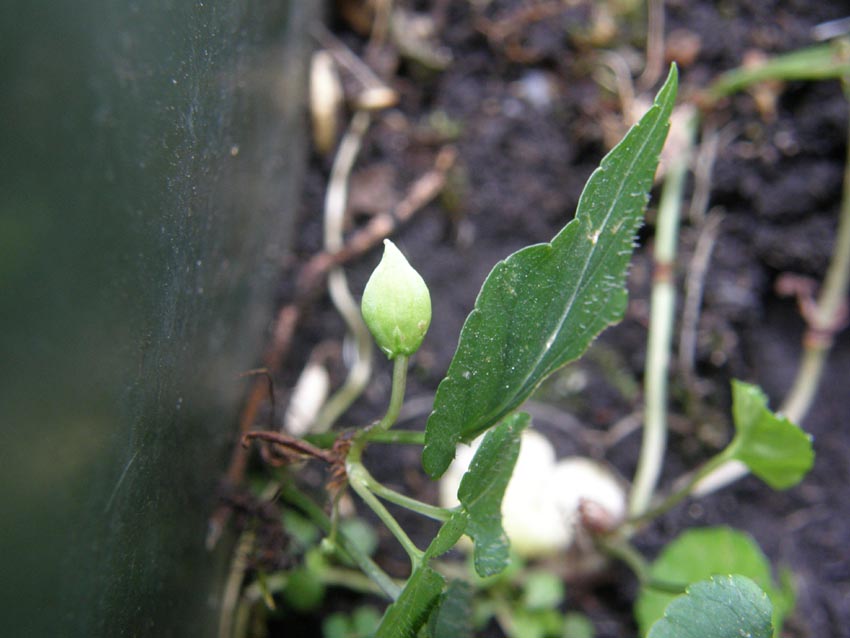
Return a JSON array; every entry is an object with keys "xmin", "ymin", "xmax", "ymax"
[{"xmin": 361, "ymin": 239, "xmax": 431, "ymax": 359}]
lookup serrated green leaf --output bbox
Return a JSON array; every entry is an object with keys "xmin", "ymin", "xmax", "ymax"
[
  {"xmin": 424, "ymin": 510, "xmax": 468, "ymax": 561},
  {"xmin": 422, "ymin": 66, "xmax": 679, "ymax": 478},
  {"xmin": 428, "ymin": 580, "xmax": 474, "ymax": 638},
  {"xmin": 374, "ymin": 565, "xmax": 445, "ymax": 638},
  {"xmin": 727, "ymin": 380, "xmax": 814, "ymax": 489},
  {"xmin": 647, "ymin": 575, "xmax": 773, "ymax": 638},
  {"xmin": 458, "ymin": 412, "xmax": 530, "ymax": 577},
  {"xmin": 635, "ymin": 527, "xmax": 792, "ymax": 637}
]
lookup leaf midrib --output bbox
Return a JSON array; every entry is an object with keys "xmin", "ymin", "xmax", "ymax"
[{"xmin": 471, "ymin": 106, "xmax": 668, "ymax": 434}]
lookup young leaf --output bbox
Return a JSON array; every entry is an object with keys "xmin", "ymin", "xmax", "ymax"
[
  {"xmin": 727, "ymin": 380, "xmax": 814, "ymax": 489},
  {"xmin": 428, "ymin": 580, "xmax": 474, "ymax": 638},
  {"xmin": 374, "ymin": 565, "xmax": 445, "ymax": 638},
  {"xmin": 457, "ymin": 412, "xmax": 530, "ymax": 577},
  {"xmin": 424, "ymin": 510, "xmax": 468, "ymax": 561},
  {"xmin": 522, "ymin": 570, "xmax": 565, "ymax": 610},
  {"xmin": 647, "ymin": 575, "xmax": 773, "ymax": 638},
  {"xmin": 635, "ymin": 527, "xmax": 793, "ymax": 636},
  {"xmin": 423, "ymin": 66, "xmax": 679, "ymax": 478}
]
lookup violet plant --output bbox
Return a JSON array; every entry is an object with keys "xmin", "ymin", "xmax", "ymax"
[{"xmin": 237, "ymin": 64, "xmax": 815, "ymax": 638}]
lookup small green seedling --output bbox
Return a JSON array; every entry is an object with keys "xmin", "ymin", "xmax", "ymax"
[{"xmin": 237, "ymin": 63, "xmax": 816, "ymax": 638}]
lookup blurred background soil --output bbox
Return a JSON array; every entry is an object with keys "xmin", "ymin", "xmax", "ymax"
[{"xmin": 267, "ymin": 1, "xmax": 850, "ymax": 635}]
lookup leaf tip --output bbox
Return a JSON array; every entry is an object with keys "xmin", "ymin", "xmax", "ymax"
[{"xmin": 422, "ymin": 436, "xmax": 455, "ymax": 479}]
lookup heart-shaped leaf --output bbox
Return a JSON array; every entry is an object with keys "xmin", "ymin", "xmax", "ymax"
[
  {"xmin": 647, "ymin": 575, "xmax": 773, "ymax": 638},
  {"xmin": 635, "ymin": 526, "xmax": 793, "ymax": 636},
  {"xmin": 423, "ymin": 66, "xmax": 678, "ymax": 477},
  {"xmin": 727, "ymin": 380, "xmax": 814, "ymax": 489}
]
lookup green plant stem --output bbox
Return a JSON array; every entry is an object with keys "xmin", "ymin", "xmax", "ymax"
[
  {"xmin": 628, "ymin": 449, "xmax": 731, "ymax": 528},
  {"xmin": 305, "ymin": 428, "xmax": 425, "ymax": 449},
  {"xmin": 781, "ymin": 82, "xmax": 850, "ymax": 423},
  {"xmin": 598, "ymin": 534, "xmax": 651, "ymax": 582},
  {"xmin": 350, "ymin": 354, "xmax": 409, "ymax": 463},
  {"xmin": 339, "ymin": 354, "xmax": 424, "ymax": 572},
  {"xmin": 245, "ymin": 567, "xmax": 385, "ymax": 601},
  {"xmin": 366, "ymin": 429, "xmax": 426, "ymax": 445},
  {"xmin": 630, "ymin": 115, "xmax": 695, "ymax": 518},
  {"xmin": 320, "ymin": 566, "xmax": 387, "ymax": 596},
  {"xmin": 354, "ymin": 462, "xmax": 452, "ymax": 522},
  {"xmin": 695, "ymin": 73, "xmax": 850, "ymax": 497},
  {"xmin": 278, "ymin": 481, "xmax": 401, "ymax": 600},
  {"xmin": 704, "ymin": 42, "xmax": 850, "ymax": 103},
  {"xmin": 598, "ymin": 535, "xmax": 687, "ymax": 595},
  {"xmin": 378, "ymin": 354, "xmax": 409, "ymax": 433},
  {"xmin": 348, "ymin": 464, "xmax": 424, "ymax": 567}
]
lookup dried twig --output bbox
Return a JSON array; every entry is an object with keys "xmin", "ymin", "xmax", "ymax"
[
  {"xmin": 678, "ymin": 209, "xmax": 724, "ymax": 392},
  {"xmin": 296, "ymin": 146, "xmax": 457, "ymax": 294},
  {"xmin": 638, "ymin": 0, "xmax": 665, "ymax": 90}
]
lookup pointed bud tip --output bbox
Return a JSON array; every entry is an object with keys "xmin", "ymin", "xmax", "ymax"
[{"xmin": 361, "ymin": 240, "xmax": 432, "ymax": 359}]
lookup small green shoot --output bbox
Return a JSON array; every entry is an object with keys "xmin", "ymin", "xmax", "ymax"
[
  {"xmin": 704, "ymin": 41, "xmax": 850, "ymax": 102},
  {"xmin": 726, "ymin": 380, "xmax": 814, "ymax": 489}
]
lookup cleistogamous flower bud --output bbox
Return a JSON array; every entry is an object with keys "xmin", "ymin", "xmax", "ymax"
[{"xmin": 361, "ymin": 239, "xmax": 432, "ymax": 359}]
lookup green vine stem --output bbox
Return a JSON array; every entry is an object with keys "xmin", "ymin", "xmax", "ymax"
[
  {"xmin": 305, "ymin": 428, "xmax": 425, "ymax": 449},
  {"xmin": 349, "ymin": 354, "xmax": 409, "ymax": 463},
  {"xmin": 781, "ymin": 81, "xmax": 850, "ymax": 421},
  {"xmin": 630, "ymin": 113, "xmax": 696, "ymax": 517},
  {"xmin": 694, "ymin": 78, "xmax": 850, "ymax": 497},
  {"xmin": 598, "ymin": 534, "xmax": 687, "ymax": 595},
  {"xmin": 343, "ymin": 353, "xmax": 431, "ymax": 568},
  {"xmin": 348, "ymin": 465, "xmax": 425, "ymax": 567},
  {"xmin": 377, "ymin": 353, "xmax": 409, "ymax": 433},
  {"xmin": 354, "ymin": 462, "xmax": 452, "ymax": 522},
  {"xmin": 278, "ymin": 481, "xmax": 401, "ymax": 600},
  {"xmin": 627, "ymin": 449, "xmax": 732, "ymax": 528},
  {"xmin": 365, "ymin": 429, "xmax": 425, "ymax": 445}
]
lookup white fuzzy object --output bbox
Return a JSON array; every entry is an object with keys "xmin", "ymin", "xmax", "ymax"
[
  {"xmin": 439, "ymin": 429, "xmax": 626, "ymax": 558},
  {"xmin": 284, "ymin": 362, "xmax": 330, "ymax": 437}
]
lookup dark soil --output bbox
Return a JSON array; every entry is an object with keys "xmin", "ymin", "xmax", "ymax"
[{"xmin": 263, "ymin": 2, "xmax": 850, "ymax": 636}]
